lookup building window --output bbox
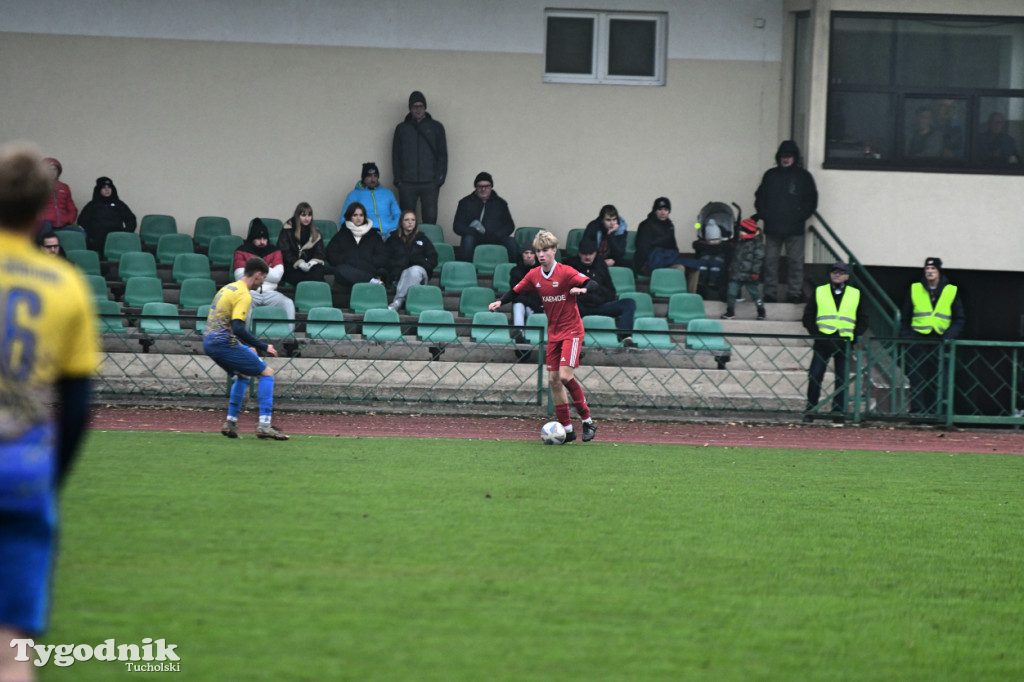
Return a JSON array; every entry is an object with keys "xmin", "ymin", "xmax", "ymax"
[
  {"xmin": 544, "ymin": 10, "xmax": 666, "ymax": 86},
  {"xmin": 825, "ymin": 12, "xmax": 1024, "ymax": 174}
]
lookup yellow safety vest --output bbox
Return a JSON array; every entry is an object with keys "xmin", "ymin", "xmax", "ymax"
[
  {"xmin": 910, "ymin": 282, "xmax": 957, "ymax": 335},
  {"xmin": 815, "ymin": 284, "xmax": 860, "ymax": 339}
]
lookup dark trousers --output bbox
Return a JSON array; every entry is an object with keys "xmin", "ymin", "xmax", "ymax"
[
  {"xmin": 398, "ymin": 182, "xmax": 440, "ymax": 225},
  {"xmin": 806, "ymin": 338, "xmax": 849, "ymax": 413},
  {"xmin": 458, "ymin": 233, "xmax": 519, "ymax": 264},
  {"xmin": 907, "ymin": 340, "xmax": 943, "ymax": 414},
  {"xmin": 764, "ymin": 232, "xmax": 805, "ymax": 300},
  {"xmin": 578, "ymin": 298, "xmax": 638, "ymax": 336}
]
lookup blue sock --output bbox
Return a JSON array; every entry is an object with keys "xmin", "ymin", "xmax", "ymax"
[
  {"xmin": 228, "ymin": 376, "xmax": 249, "ymax": 420},
  {"xmin": 258, "ymin": 375, "xmax": 275, "ymax": 420}
]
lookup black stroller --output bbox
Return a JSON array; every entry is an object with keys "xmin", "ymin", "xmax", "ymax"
[{"xmin": 692, "ymin": 202, "xmax": 741, "ymax": 299}]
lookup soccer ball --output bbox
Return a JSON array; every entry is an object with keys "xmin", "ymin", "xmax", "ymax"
[{"xmin": 540, "ymin": 421, "xmax": 566, "ymax": 445}]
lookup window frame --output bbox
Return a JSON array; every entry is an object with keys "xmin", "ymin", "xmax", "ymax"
[{"xmin": 543, "ymin": 9, "xmax": 667, "ymax": 86}]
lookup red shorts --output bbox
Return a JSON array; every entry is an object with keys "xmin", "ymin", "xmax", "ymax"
[{"xmin": 545, "ymin": 336, "xmax": 583, "ymax": 372}]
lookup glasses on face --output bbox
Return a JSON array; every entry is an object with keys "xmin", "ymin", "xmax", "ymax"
[{"xmin": 476, "ymin": 184, "xmax": 492, "ymax": 190}]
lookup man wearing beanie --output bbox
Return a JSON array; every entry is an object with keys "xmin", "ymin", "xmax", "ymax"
[
  {"xmin": 342, "ymin": 162, "xmax": 401, "ymax": 239},
  {"xmin": 392, "ymin": 90, "xmax": 447, "ymax": 224},
  {"xmin": 900, "ymin": 257, "xmax": 966, "ymax": 416},
  {"xmin": 452, "ymin": 171, "xmax": 518, "ymax": 262},
  {"xmin": 633, "ymin": 196, "xmax": 701, "ymax": 283}
]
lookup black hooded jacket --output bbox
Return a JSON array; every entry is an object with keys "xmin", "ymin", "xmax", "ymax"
[
  {"xmin": 754, "ymin": 141, "xmax": 818, "ymax": 239},
  {"xmin": 77, "ymin": 177, "xmax": 137, "ymax": 251}
]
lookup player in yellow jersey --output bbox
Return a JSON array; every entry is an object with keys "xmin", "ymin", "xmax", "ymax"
[
  {"xmin": 0, "ymin": 143, "xmax": 100, "ymax": 682},
  {"xmin": 203, "ymin": 257, "xmax": 289, "ymax": 440}
]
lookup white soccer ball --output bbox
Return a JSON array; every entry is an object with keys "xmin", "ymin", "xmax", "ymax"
[{"xmin": 540, "ymin": 420, "xmax": 566, "ymax": 445}]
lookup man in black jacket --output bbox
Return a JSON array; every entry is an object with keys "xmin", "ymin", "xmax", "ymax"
[
  {"xmin": 392, "ymin": 90, "xmax": 447, "ymax": 225},
  {"xmin": 452, "ymin": 172, "xmax": 518, "ymax": 263},
  {"xmin": 567, "ymin": 239, "xmax": 637, "ymax": 347}
]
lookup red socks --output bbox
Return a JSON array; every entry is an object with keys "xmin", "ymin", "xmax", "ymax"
[
  {"xmin": 555, "ymin": 403, "xmax": 572, "ymax": 428},
  {"xmin": 562, "ymin": 378, "xmax": 591, "ymax": 421}
]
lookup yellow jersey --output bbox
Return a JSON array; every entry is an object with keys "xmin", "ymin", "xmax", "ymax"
[{"xmin": 204, "ymin": 280, "xmax": 253, "ymax": 345}]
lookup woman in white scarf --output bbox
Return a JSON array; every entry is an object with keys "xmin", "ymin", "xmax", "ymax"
[{"xmin": 325, "ymin": 202, "xmax": 388, "ymax": 289}]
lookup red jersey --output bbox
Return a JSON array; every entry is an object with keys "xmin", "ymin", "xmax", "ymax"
[{"xmin": 512, "ymin": 262, "xmax": 589, "ymax": 341}]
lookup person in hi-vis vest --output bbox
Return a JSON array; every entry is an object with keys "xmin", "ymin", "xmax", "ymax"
[
  {"xmin": 801, "ymin": 262, "xmax": 867, "ymax": 423},
  {"xmin": 900, "ymin": 257, "xmax": 966, "ymax": 415}
]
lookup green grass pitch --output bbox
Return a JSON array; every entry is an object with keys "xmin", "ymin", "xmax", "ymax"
[{"xmin": 43, "ymin": 431, "xmax": 1024, "ymax": 681}]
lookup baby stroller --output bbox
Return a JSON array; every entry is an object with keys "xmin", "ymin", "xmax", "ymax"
[{"xmin": 692, "ymin": 201, "xmax": 741, "ymax": 299}]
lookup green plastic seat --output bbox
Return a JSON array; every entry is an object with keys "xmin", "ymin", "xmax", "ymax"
[
  {"xmin": 492, "ymin": 262, "xmax": 516, "ymax": 295},
  {"xmin": 193, "ymin": 216, "xmax": 232, "ymax": 249},
  {"xmin": 140, "ymin": 301, "xmax": 185, "ymax": 335},
  {"xmin": 172, "ymin": 253, "xmax": 212, "ymax": 284},
  {"xmin": 314, "ymin": 219, "xmax": 338, "ymax": 244},
  {"xmin": 349, "ymin": 282, "xmax": 388, "ymax": 314},
  {"xmin": 522, "ymin": 313, "xmax": 547, "ymax": 345},
  {"xmin": 104, "ymin": 231, "xmax": 142, "ymax": 262},
  {"xmin": 439, "ymin": 261, "xmax": 478, "ymax": 293},
  {"xmin": 563, "ymin": 228, "xmax": 586, "ymax": 257},
  {"xmin": 583, "ymin": 315, "xmax": 622, "ymax": 348},
  {"xmin": 608, "ymin": 266, "xmax": 636, "ymax": 294},
  {"xmin": 123, "ymin": 276, "xmax": 165, "ymax": 307},
  {"xmin": 404, "ymin": 285, "xmax": 445, "ymax": 315},
  {"xmin": 619, "ymin": 291, "xmax": 655, "ymax": 319},
  {"xmin": 55, "ymin": 230, "xmax": 87, "ymax": 253},
  {"xmin": 306, "ymin": 306, "xmax": 349, "ymax": 340},
  {"xmin": 667, "ymin": 293, "xmax": 707, "ymax": 326},
  {"xmin": 156, "ymin": 233, "xmax": 195, "ymax": 264},
  {"xmin": 649, "ymin": 268, "xmax": 689, "ymax": 298},
  {"xmin": 207, "ymin": 235, "xmax": 244, "ymax": 267},
  {"xmin": 295, "ymin": 280, "xmax": 333, "ymax": 313},
  {"xmin": 95, "ymin": 299, "xmax": 125, "ymax": 333},
  {"xmin": 251, "ymin": 306, "xmax": 295, "ymax": 339},
  {"xmin": 194, "ymin": 305, "xmax": 211, "ymax": 334},
  {"xmin": 685, "ymin": 318, "xmax": 732, "ymax": 353},
  {"xmin": 434, "ymin": 242, "xmax": 456, "ymax": 266},
  {"xmin": 624, "ymin": 231, "xmax": 637, "ymax": 266},
  {"xmin": 417, "ymin": 309, "xmax": 458, "ymax": 343},
  {"xmin": 255, "ymin": 218, "xmax": 284, "ymax": 245},
  {"xmin": 117, "ymin": 251, "xmax": 157, "ymax": 282},
  {"xmin": 633, "ymin": 317, "xmax": 675, "ymax": 349},
  {"xmin": 459, "ymin": 286, "xmax": 496, "ymax": 317},
  {"xmin": 471, "ymin": 311, "xmax": 511, "ymax": 344},
  {"xmin": 66, "ymin": 249, "xmax": 101, "ymax": 276},
  {"xmin": 178, "ymin": 277, "xmax": 216, "ymax": 309},
  {"xmin": 418, "ymin": 223, "xmax": 446, "ymax": 245},
  {"xmin": 472, "ymin": 244, "xmax": 509, "ymax": 275},
  {"xmin": 84, "ymin": 274, "xmax": 110, "ymax": 301},
  {"xmin": 139, "ymin": 214, "xmax": 178, "ymax": 247},
  {"xmin": 362, "ymin": 308, "xmax": 402, "ymax": 342},
  {"xmin": 514, "ymin": 227, "xmax": 542, "ymax": 250}
]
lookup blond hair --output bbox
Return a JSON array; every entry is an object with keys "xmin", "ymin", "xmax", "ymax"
[{"xmin": 532, "ymin": 230, "xmax": 559, "ymax": 251}]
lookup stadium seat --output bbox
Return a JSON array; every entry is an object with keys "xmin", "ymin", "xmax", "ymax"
[
  {"xmin": 667, "ymin": 293, "xmax": 706, "ymax": 326},
  {"xmin": 459, "ymin": 286, "xmax": 496, "ymax": 317},
  {"xmin": 361, "ymin": 308, "xmax": 402, "ymax": 342},
  {"xmin": 255, "ymin": 218, "xmax": 284, "ymax": 244},
  {"xmin": 55, "ymin": 229, "xmax": 87, "ymax": 253},
  {"xmin": 104, "ymin": 231, "xmax": 142, "ymax": 262},
  {"xmin": 117, "ymin": 251, "xmax": 157, "ymax": 282},
  {"xmin": 194, "ymin": 305, "xmax": 211, "ymax": 335},
  {"xmin": 514, "ymin": 227, "xmax": 542, "ymax": 250},
  {"xmin": 416, "ymin": 309, "xmax": 458, "ymax": 343},
  {"xmin": 349, "ymin": 282, "xmax": 388, "ymax": 314},
  {"xmin": 295, "ymin": 280, "xmax": 333, "ymax": 313},
  {"xmin": 140, "ymin": 301, "xmax": 185, "ymax": 335},
  {"xmin": 172, "ymin": 253, "xmax": 212, "ymax": 284},
  {"xmin": 178, "ymin": 277, "xmax": 216, "ymax": 309},
  {"xmin": 314, "ymin": 219, "xmax": 338, "ymax": 244},
  {"xmin": 95, "ymin": 299, "xmax": 125, "ymax": 334},
  {"xmin": 418, "ymin": 223, "xmax": 446, "ymax": 245},
  {"xmin": 84, "ymin": 274, "xmax": 110, "ymax": 301},
  {"xmin": 305, "ymin": 306, "xmax": 349, "ymax": 340},
  {"xmin": 66, "ymin": 249, "xmax": 101, "ymax": 276},
  {"xmin": 472, "ymin": 244, "xmax": 509, "ymax": 275},
  {"xmin": 619, "ymin": 291, "xmax": 655, "ymax": 319},
  {"xmin": 156, "ymin": 233, "xmax": 195, "ymax": 264},
  {"xmin": 685, "ymin": 318, "xmax": 732, "ymax": 354},
  {"xmin": 439, "ymin": 261, "xmax": 478, "ymax": 293},
  {"xmin": 404, "ymin": 285, "xmax": 444, "ymax": 315},
  {"xmin": 608, "ymin": 266, "xmax": 636, "ymax": 294},
  {"xmin": 123, "ymin": 276, "xmax": 165, "ymax": 307},
  {"xmin": 522, "ymin": 313, "xmax": 547, "ymax": 345},
  {"xmin": 563, "ymin": 228, "xmax": 585, "ymax": 257},
  {"xmin": 251, "ymin": 306, "xmax": 295, "ymax": 339},
  {"xmin": 434, "ymin": 242, "xmax": 456, "ymax": 266},
  {"xmin": 633, "ymin": 317, "xmax": 675, "ymax": 349},
  {"xmin": 583, "ymin": 315, "xmax": 622, "ymax": 348},
  {"xmin": 471, "ymin": 311, "xmax": 511, "ymax": 344},
  {"xmin": 139, "ymin": 214, "xmax": 178, "ymax": 247},
  {"xmin": 193, "ymin": 216, "xmax": 232, "ymax": 249},
  {"xmin": 492, "ymin": 262, "xmax": 515, "ymax": 295},
  {"xmin": 206, "ymin": 235, "xmax": 244, "ymax": 267},
  {"xmin": 624, "ymin": 231, "xmax": 637, "ymax": 265},
  {"xmin": 649, "ymin": 268, "xmax": 689, "ymax": 298}
]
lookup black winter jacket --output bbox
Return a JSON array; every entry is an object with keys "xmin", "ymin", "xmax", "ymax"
[
  {"xmin": 385, "ymin": 231, "xmax": 439, "ymax": 283},
  {"xmin": 77, "ymin": 177, "xmax": 136, "ymax": 252},
  {"xmin": 633, "ymin": 212, "xmax": 679, "ymax": 276},
  {"xmin": 392, "ymin": 113, "xmax": 448, "ymax": 186},
  {"xmin": 754, "ymin": 142, "xmax": 818, "ymax": 239},
  {"xmin": 326, "ymin": 227, "xmax": 388, "ymax": 280},
  {"xmin": 452, "ymin": 191, "xmax": 515, "ymax": 240}
]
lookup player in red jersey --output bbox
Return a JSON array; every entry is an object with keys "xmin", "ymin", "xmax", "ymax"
[{"xmin": 490, "ymin": 230, "xmax": 597, "ymax": 442}]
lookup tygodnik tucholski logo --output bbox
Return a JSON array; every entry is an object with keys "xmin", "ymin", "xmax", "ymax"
[{"xmin": 10, "ymin": 637, "xmax": 181, "ymax": 671}]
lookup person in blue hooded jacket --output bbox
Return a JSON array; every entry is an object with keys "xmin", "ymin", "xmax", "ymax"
[{"xmin": 341, "ymin": 162, "xmax": 401, "ymax": 240}]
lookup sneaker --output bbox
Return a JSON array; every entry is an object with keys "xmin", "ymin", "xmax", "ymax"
[
  {"xmin": 581, "ymin": 421, "xmax": 597, "ymax": 442},
  {"xmin": 621, "ymin": 336, "xmax": 636, "ymax": 348},
  {"xmin": 369, "ymin": 277, "xmax": 383, "ymax": 285},
  {"xmin": 221, "ymin": 420, "xmax": 239, "ymax": 439},
  {"xmin": 513, "ymin": 332, "xmax": 528, "ymax": 345},
  {"xmin": 802, "ymin": 414, "xmax": 814, "ymax": 424},
  {"xmin": 388, "ymin": 302, "xmax": 400, "ymax": 312},
  {"xmin": 721, "ymin": 309, "xmax": 735, "ymax": 320},
  {"xmin": 256, "ymin": 424, "xmax": 290, "ymax": 440},
  {"xmin": 756, "ymin": 306, "xmax": 766, "ymax": 320},
  {"xmin": 563, "ymin": 429, "xmax": 577, "ymax": 443}
]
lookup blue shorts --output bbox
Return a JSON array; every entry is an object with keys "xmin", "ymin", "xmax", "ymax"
[
  {"xmin": 204, "ymin": 338, "xmax": 267, "ymax": 377},
  {"xmin": 0, "ymin": 425, "xmax": 59, "ymax": 635}
]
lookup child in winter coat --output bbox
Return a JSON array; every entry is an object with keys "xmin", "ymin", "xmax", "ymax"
[{"xmin": 722, "ymin": 218, "xmax": 766, "ymax": 320}]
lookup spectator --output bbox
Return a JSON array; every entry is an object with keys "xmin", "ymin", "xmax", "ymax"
[
  {"xmin": 900, "ymin": 257, "xmax": 966, "ymax": 415},
  {"xmin": 385, "ymin": 210, "xmax": 438, "ymax": 311},
  {"xmin": 755, "ymin": 140, "xmax": 818, "ymax": 303},
  {"xmin": 722, "ymin": 217, "xmax": 766, "ymax": 320},
  {"xmin": 392, "ymin": 90, "xmax": 447, "ymax": 224},
  {"xmin": 77, "ymin": 176, "xmax": 137, "ymax": 252},
  {"xmin": 233, "ymin": 218, "xmax": 295, "ymax": 324},
  {"xmin": 906, "ymin": 107, "xmax": 942, "ymax": 158},
  {"xmin": 36, "ymin": 230, "xmax": 66, "ymax": 257},
  {"xmin": 278, "ymin": 202, "xmax": 328, "ymax": 288},
  {"xmin": 452, "ymin": 171, "xmax": 518, "ymax": 263},
  {"xmin": 976, "ymin": 112, "xmax": 1020, "ymax": 165},
  {"xmin": 936, "ymin": 99, "xmax": 964, "ymax": 158},
  {"xmin": 508, "ymin": 245, "xmax": 543, "ymax": 344},
  {"xmin": 342, "ymin": 162, "xmax": 401, "ymax": 240},
  {"xmin": 38, "ymin": 157, "xmax": 78, "ymax": 232},
  {"xmin": 581, "ymin": 204, "xmax": 628, "ymax": 267},
  {"xmin": 633, "ymin": 196, "xmax": 700, "ymax": 283},
  {"xmin": 567, "ymin": 239, "xmax": 637, "ymax": 347},
  {"xmin": 326, "ymin": 202, "xmax": 388, "ymax": 291},
  {"xmin": 801, "ymin": 261, "xmax": 867, "ymax": 424}
]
